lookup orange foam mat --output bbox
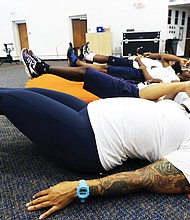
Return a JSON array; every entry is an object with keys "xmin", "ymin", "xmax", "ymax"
[{"xmin": 25, "ymin": 74, "xmax": 99, "ymax": 103}]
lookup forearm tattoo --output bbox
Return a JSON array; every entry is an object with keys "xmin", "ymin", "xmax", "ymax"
[
  {"xmin": 90, "ymin": 159, "xmax": 190, "ymax": 196},
  {"xmin": 90, "ymin": 171, "xmax": 147, "ymax": 196},
  {"xmin": 151, "ymin": 158, "xmax": 190, "ymax": 193}
]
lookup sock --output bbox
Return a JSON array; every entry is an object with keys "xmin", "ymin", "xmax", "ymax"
[
  {"xmin": 84, "ymin": 52, "xmax": 96, "ymax": 62},
  {"xmin": 35, "ymin": 62, "xmax": 50, "ymax": 74},
  {"xmin": 42, "ymin": 63, "xmax": 50, "ymax": 73}
]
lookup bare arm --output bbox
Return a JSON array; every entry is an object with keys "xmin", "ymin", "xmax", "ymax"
[
  {"xmin": 163, "ymin": 93, "xmax": 178, "ymax": 100},
  {"xmin": 143, "ymin": 52, "xmax": 181, "ymax": 62},
  {"xmin": 139, "ymin": 65, "xmax": 163, "ymax": 83},
  {"xmin": 135, "ymin": 55, "xmax": 147, "ymax": 68},
  {"xmin": 135, "ymin": 56, "xmax": 155, "ymax": 81},
  {"xmin": 143, "ymin": 52, "xmax": 188, "ymax": 68},
  {"xmin": 26, "ymin": 159, "xmax": 190, "ymax": 219}
]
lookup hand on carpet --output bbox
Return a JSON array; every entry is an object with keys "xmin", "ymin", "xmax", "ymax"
[{"xmin": 26, "ymin": 181, "xmax": 78, "ymax": 219}]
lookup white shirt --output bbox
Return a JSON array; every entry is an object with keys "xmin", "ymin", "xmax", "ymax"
[
  {"xmin": 87, "ymin": 98, "xmax": 190, "ymax": 183},
  {"xmin": 130, "ymin": 57, "xmax": 180, "ymax": 82}
]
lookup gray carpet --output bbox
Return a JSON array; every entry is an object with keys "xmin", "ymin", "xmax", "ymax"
[{"xmin": 1, "ymin": 62, "xmax": 190, "ymax": 219}]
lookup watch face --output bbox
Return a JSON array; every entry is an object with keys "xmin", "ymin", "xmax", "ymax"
[
  {"xmin": 79, "ymin": 188, "xmax": 87, "ymax": 195},
  {"xmin": 79, "ymin": 187, "xmax": 88, "ymax": 198}
]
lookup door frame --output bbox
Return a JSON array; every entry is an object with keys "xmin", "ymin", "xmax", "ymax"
[
  {"xmin": 12, "ymin": 20, "xmax": 29, "ymax": 59},
  {"xmin": 184, "ymin": 16, "xmax": 190, "ymax": 57},
  {"xmin": 69, "ymin": 14, "xmax": 87, "ymax": 46}
]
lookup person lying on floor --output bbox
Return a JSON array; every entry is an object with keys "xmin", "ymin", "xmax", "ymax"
[
  {"xmin": 2, "ymin": 51, "xmax": 186, "ymax": 219},
  {"xmin": 21, "ymin": 48, "xmax": 187, "ymax": 102},
  {"xmin": 76, "ymin": 42, "xmax": 190, "ymax": 83},
  {"xmin": 23, "ymin": 42, "xmax": 190, "ymax": 88},
  {"xmin": 2, "ymin": 83, "xmax": 190, "ymax": 219}
]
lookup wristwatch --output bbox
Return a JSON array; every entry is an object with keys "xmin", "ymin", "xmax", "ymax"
[{"xmin": 76, "ymin": 179, "xmax": 89, "ymax": 203}]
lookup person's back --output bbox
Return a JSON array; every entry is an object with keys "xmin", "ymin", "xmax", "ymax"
[{"xmin": 88, "ymin": 97, "xmax": 190, "ymax": 170}]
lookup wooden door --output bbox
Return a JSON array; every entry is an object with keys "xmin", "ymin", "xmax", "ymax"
[
  {"xmin": 184, "ymin": 17, "xmax": 190, "ymax": 57},
  {"xmin": 18, "ymin": 23, "xmax": 29, "ymax": 49},
  {"xmin": 72, "ymin": 19, "xmax": 87, "ymax": 49}
]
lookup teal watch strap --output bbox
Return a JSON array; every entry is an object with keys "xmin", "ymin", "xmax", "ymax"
[{"xmin": 76, "ymin": 179, "xmax": 89, "ymax": 203}]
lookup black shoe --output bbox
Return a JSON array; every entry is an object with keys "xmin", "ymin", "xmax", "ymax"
[
  {"xmin": 28, "ymin": 50, "xmax": 45, "ymax": 64},
  {"xmin": 21, "ymin": 48, "xmax": 42, "ymax": 79},
  {"xmin": 78, "ymin": 42, "xmax": 90, "ymax": 60},
  {"xmin": 69, "ymin": 42, "xmax": 73, "ymax": 48},
  {"xmin": 78, "ymin": 43, "xmax": 86, "ymax": 60}
]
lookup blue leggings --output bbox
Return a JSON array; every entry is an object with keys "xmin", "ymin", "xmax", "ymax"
[{"xmin": 0, "ymin": 87, "xmax": 104, "ymax": 173}]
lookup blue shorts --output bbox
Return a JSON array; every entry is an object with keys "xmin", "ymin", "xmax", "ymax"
[
  {"xmin": 107, "ymin": 56, "xmax": 145, "ymax": 82},
  {"xmin": 108, "ymin": 56, "xmax": 133, "ymax": 67},
  {"xmin": 107, "ymin": 65, "xmax": 145, "ymax": 82},
  {"xmin": 83, "ymin": 68, "xmax": 139, "ymax": 98}
]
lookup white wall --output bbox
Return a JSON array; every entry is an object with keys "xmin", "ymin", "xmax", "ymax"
[
  {"xmin": 86, "ymin": 0, "xmax": 168, "ymax": 52},
  {"xmin": 0, "ymin": 0, "xmax": 27, "ymax": 57},
  {"xmin": 25, "ymin": 0, "xmax": 67, "ymax": 58},
  {"xmin": 0, "ymin": 0, "xmax": 169, "ymax": 60}
]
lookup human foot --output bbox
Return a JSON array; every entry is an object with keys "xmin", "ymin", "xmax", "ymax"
[{"xmin": 67, "ymin": 43, "xmax": 78, "ymax": 67}]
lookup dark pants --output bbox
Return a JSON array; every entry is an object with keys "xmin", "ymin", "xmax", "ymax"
[
  {"xmin": 0, "ymin": 87, "xmax": 103, "ymax": 173},
  {"xmin": 83, "ymin": 68, "xmax": 139, "ymax": 99},
  {"xmin": 107, "ymin": 56, "xmax": 145, "ymax": 82}
]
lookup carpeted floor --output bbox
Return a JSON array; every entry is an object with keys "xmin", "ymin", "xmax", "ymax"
[{"xmin": 1, "ymin": 62, "xmax": 190, "ymax": 220}]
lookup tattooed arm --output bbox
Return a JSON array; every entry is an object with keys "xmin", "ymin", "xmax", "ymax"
[
  {"xmin": 88, "ymin": 158, "xmax": 190, "ymax": 196},
  {"xmin": 26, "ymin": 158, "xmax": 190, "ymax": 219}
]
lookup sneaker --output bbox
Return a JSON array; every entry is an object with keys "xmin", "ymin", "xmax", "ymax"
[
  {"xmin": 78, "ymin": 42, "xmax": 90, "ymax": 60},
  {"xmin": 78, "ymin": 43, "xmax": 86, "ymax": 60},
  {"xmin": 67, "ymin": 45, "xmax": 78, "ymax": 67},
  {"xmin": 28, "ymin": 49, "xmax": 44, "ymax": 64},
  {"xmin": 20, "ymin": 48, "xmax": 41, "ymax": 79},
  {"xmin": 69, "ymin": 42, "xmax": 74, "ymax": 49}
]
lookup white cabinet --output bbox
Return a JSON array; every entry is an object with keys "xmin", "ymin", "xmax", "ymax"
[{"xmin": 86, "ymin": 32, "xmax": 112, "ymax": 56}]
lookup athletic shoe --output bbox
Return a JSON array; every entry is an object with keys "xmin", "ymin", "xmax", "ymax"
[
  {"xmin": 84, "ymin": 42, "xmax": 90, "ymax": 54},
  {"xmin": 78, "ymin": 42, "xmax": 90, "ymax": 60},
  {"xmin": 69, "ymin": 42, "xmax": 73, "ymax": 49},
  {"xmin": 78, "ymin": 43, "xmax": 86, "ymax": 60},
  {"xmin": 21, "ymin": 48, "xmax": 41, "ymax": 79},
  {"xmin": 67, "ymin": 45, "xmax": 78, "ymax": 67},
  {"xmin": 28, "ymin": 49, "xmax": 44, "ymax": 64}
]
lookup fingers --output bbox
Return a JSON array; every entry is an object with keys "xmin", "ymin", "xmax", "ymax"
[
  {"xmin": 38, "ymin": 206, "xmax": 60, "ymax": 219},
  {"xmin": 143, "ymin": 52, "xmax": 150, "ymax": 57},
  {"xmin": 26, "ymin": 189, "xmax": 50, "ymax": 211},
  {"xmin": 33, "ymin": 189, "xmax": 49, "ymax": 199},
  {"xmin": 26, "ymin": 195, "xmax": 49, "ymax": 207},
  {"xmin": 25, "ymin": 182, "xmax": 76, "ymax": 219},
  {"xmin": 180, "ymin": 58, "xmax": 189, "ymax": 68},
  {"xmin": 27, "ymin": 200, "xmax": 50, "ymax": 212}
]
